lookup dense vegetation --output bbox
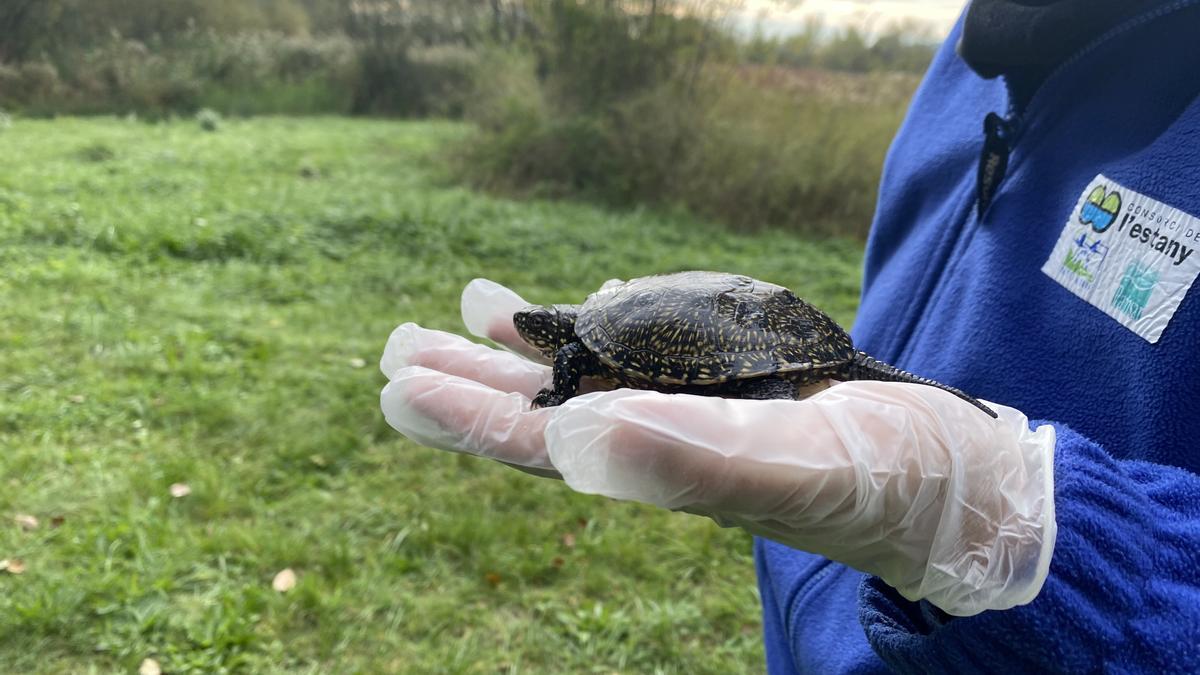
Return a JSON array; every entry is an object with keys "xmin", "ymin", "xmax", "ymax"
[
  {"xmin": 0, "ymin": 0, "xmax": 935, "ymax": 237},
  {"xmin": 741, "ymin": 17, "xmax": 939, "ymax": 74},
  {"xmin": 0, "ymin": 2, "xmax": 912, "ymax": 670},
  {"xmin": 0, "ymin": 115, "xmax": 863, "ymax": 673},
  {"xmin": 455, "ymin": 2, "xmax": 922, "ymax": 237},
  {"xmin": 0, "ymin": 0, "xmax": 489, "ymax": 117}
]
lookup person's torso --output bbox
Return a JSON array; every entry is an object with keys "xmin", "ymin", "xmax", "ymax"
[{"xmin": 853, "ymin": 1, "xmax": 1200, "ymax": 472}]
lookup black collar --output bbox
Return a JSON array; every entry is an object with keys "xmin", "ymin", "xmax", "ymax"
[{"xmin": 958, "ymin": 0, "xmax": 1155, "ymax": 79}]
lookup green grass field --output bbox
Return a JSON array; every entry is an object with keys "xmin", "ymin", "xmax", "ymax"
[{"xmin": 0, "ymin": 117, "xmax": 864, "ymax": 673}]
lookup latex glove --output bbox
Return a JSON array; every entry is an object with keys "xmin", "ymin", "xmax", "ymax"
[{"xmin": 380, "ymin": 279, "xmax": 1058, "ymax": 617}]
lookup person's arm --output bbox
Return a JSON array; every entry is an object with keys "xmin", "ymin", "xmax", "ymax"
[
  {"xmin": 380, "ymin": 280, "xmax": 1056, "ymax": 617},
  {"xmin": 379, "ymin": 280, "xmax": 1200, "ymax": 672}
]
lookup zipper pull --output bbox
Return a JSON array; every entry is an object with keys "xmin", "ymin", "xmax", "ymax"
[{"xmin": 976, "ymin": 112, "xmax": 1013, "ymax": 217}]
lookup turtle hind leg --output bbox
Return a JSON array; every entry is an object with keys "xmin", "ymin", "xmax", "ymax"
[
  {"xmin": 842, "ymin": 351, "xmax": 998, "ymax": 419},
  {"xmin": 728, "ymin": 376, "xmax": 798, "ymax": 400}
]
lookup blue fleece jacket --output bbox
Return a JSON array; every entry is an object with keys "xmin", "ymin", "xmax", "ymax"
[{"xmin": 756, "ymin": 3, "xmax": 1200, "ymax": 672}]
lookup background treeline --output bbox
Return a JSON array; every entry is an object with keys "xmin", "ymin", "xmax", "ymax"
[
  {"xmin": 0, "ymin": 0, "xmax": 940, "ymax": 237},
  {"xmin": 742, "ymin": 17, "xmax": 937, "ymax": 73},
  {"xmin": 0, "ymin": 0, "xmax": 494, "ymax": 116}
]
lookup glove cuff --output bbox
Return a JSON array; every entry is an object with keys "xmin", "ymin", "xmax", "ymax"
[{"xmin": 917, "ymin": 411, "xmax": 1057, "ymax": 616}]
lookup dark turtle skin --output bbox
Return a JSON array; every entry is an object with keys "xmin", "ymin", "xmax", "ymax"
[{"xmin": 513, "ymin": 271, "xmax": 996, "ymax": 418}]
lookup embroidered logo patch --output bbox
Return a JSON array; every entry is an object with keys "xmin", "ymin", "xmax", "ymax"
[{"xmin": 1042, "ymin": 174, "xmax": 1200, "ymax": 343}]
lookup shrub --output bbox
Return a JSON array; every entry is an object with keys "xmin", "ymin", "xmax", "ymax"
[
  {"xmin": 187, "ymin": 32, "xmax": 359, "ymax": 116},
  {"xmin": 351, "ymin": 43, "xmax": 478, "ymax": 117},
  {"xmin": 675, "ymin": 73, "xmax": 906, "ymax": 236},
  {"xmin": 529, "ymin": 0, "xmax": 728, "ymax": 112},
  {"xmin": 196, "ymin": 107, "xmax": 222, "ymax": 131},
  {"xmin": 0, "ymin": 29, "xmax": 482, "ymax": 118},
  {"xmin": 454, "ymin": 1, "xmax": 920, "ymax": 238},
  {"xmin": 71, "ymin": 39, "xmax": 203, "ymax": 115},
  {"xmin": 459, "ymin": 63, "xmax": 914, "ymax": 237},
  {"xmin": 0, "ymin": 61, "xmax": 66, "ymax": 113}
]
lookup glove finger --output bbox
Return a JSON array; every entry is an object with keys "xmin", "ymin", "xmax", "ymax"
[
  {"xmin": 460, "ymin": 278, "xmax": 548, "ymax": 363},
  {"xmin": 381, "ymin": 322, "xmax": 551, "ymax": 399},
  {"xmin": 381, "ymin": 365, "xmax": 556, "ymax": 470}
]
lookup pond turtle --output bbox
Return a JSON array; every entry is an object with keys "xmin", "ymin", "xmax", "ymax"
[{"xmin": 513, "ymin": 271, "xmax": 996, "ymax": 417}]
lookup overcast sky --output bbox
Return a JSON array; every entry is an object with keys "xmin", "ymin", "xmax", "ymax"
[{"xmin": 733, "ymin": 1, "xmax": 966, "ymax": 38}]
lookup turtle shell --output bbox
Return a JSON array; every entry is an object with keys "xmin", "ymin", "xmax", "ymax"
[{"xmin": 575, "ymin": 271, "xmax": 855, "ymax": 385}]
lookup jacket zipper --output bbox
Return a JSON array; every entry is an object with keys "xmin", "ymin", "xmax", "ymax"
[{"xmin": 975, "ymin": 112, "xmax": 1017, "ymax": 218}]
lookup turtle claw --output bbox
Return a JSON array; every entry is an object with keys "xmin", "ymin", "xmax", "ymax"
[{"xmin": 532, "ymin": 388, "xmax": 567, "ymax": 409}]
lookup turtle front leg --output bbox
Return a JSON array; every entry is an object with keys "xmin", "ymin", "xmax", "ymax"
[{"xmin": 532, "ymin": 342, "xmax": 599, "ymax": 408}]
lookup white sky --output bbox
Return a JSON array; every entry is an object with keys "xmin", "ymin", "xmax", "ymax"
[{"xmin": 732, "ymin": 0, "xmax": 966, "ymax": 38}]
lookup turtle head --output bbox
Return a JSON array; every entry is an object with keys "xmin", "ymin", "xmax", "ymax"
[{"xmin": 513, "ymin": 304, "xmax": 577, "ymax": 356}]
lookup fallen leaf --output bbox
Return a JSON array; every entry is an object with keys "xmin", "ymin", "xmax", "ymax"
[
  {"xmin": 13, "ymin": 514, "xmax": 38, "ymax": 531},
  {"xmin": 551, "ymin": 556, "xmax": 565, "ymax": 568},
  {"xmin": 169, "ymin": 483, "xmax": 191, "ymax": 498},
  {"xmin": 67, "ymin": 394, "xmax": 86, "ymax": 404},
  {"xmin": 561, "ymin": 533, "xmax": 576, "ymax": 548},
  {"xmin": 484, "ymin": 572, "xmax": 502, "ymax": 587},
  {"xmin": 1, "ymin": 559, "xmax": 26, "ymax": 574},
  {"xmin": 273, "ymin": 568, "xmax": 297, "ymax": 592},
  {"xmin": 50, "ymin": 516, "xmax": 65, "ymax": 528},
  {"xmin": 309, "ymin": 454, "xmax": 327, "ymax": 467},
  {"xmin": 348, "ymin": 357, "xmax": 366, "ymax": 369},
  {"xmin": 138, "ymin": 657, "xmax": 162, "ymax": 675}
]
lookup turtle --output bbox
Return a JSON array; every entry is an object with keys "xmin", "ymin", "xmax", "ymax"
[{"xmin": 512, "ymin": 271, "xmax": 996, "ymax": 418}]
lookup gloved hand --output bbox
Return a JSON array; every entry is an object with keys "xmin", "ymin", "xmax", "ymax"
[{"xmin": 380, "ymin": 279, "xmax": 1058, "ymax": 617}]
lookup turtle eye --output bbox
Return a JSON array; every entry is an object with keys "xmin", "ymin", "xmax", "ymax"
[{"xmin": 529, "ymin": 315, "xmax": 547, "ymax": 331}]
